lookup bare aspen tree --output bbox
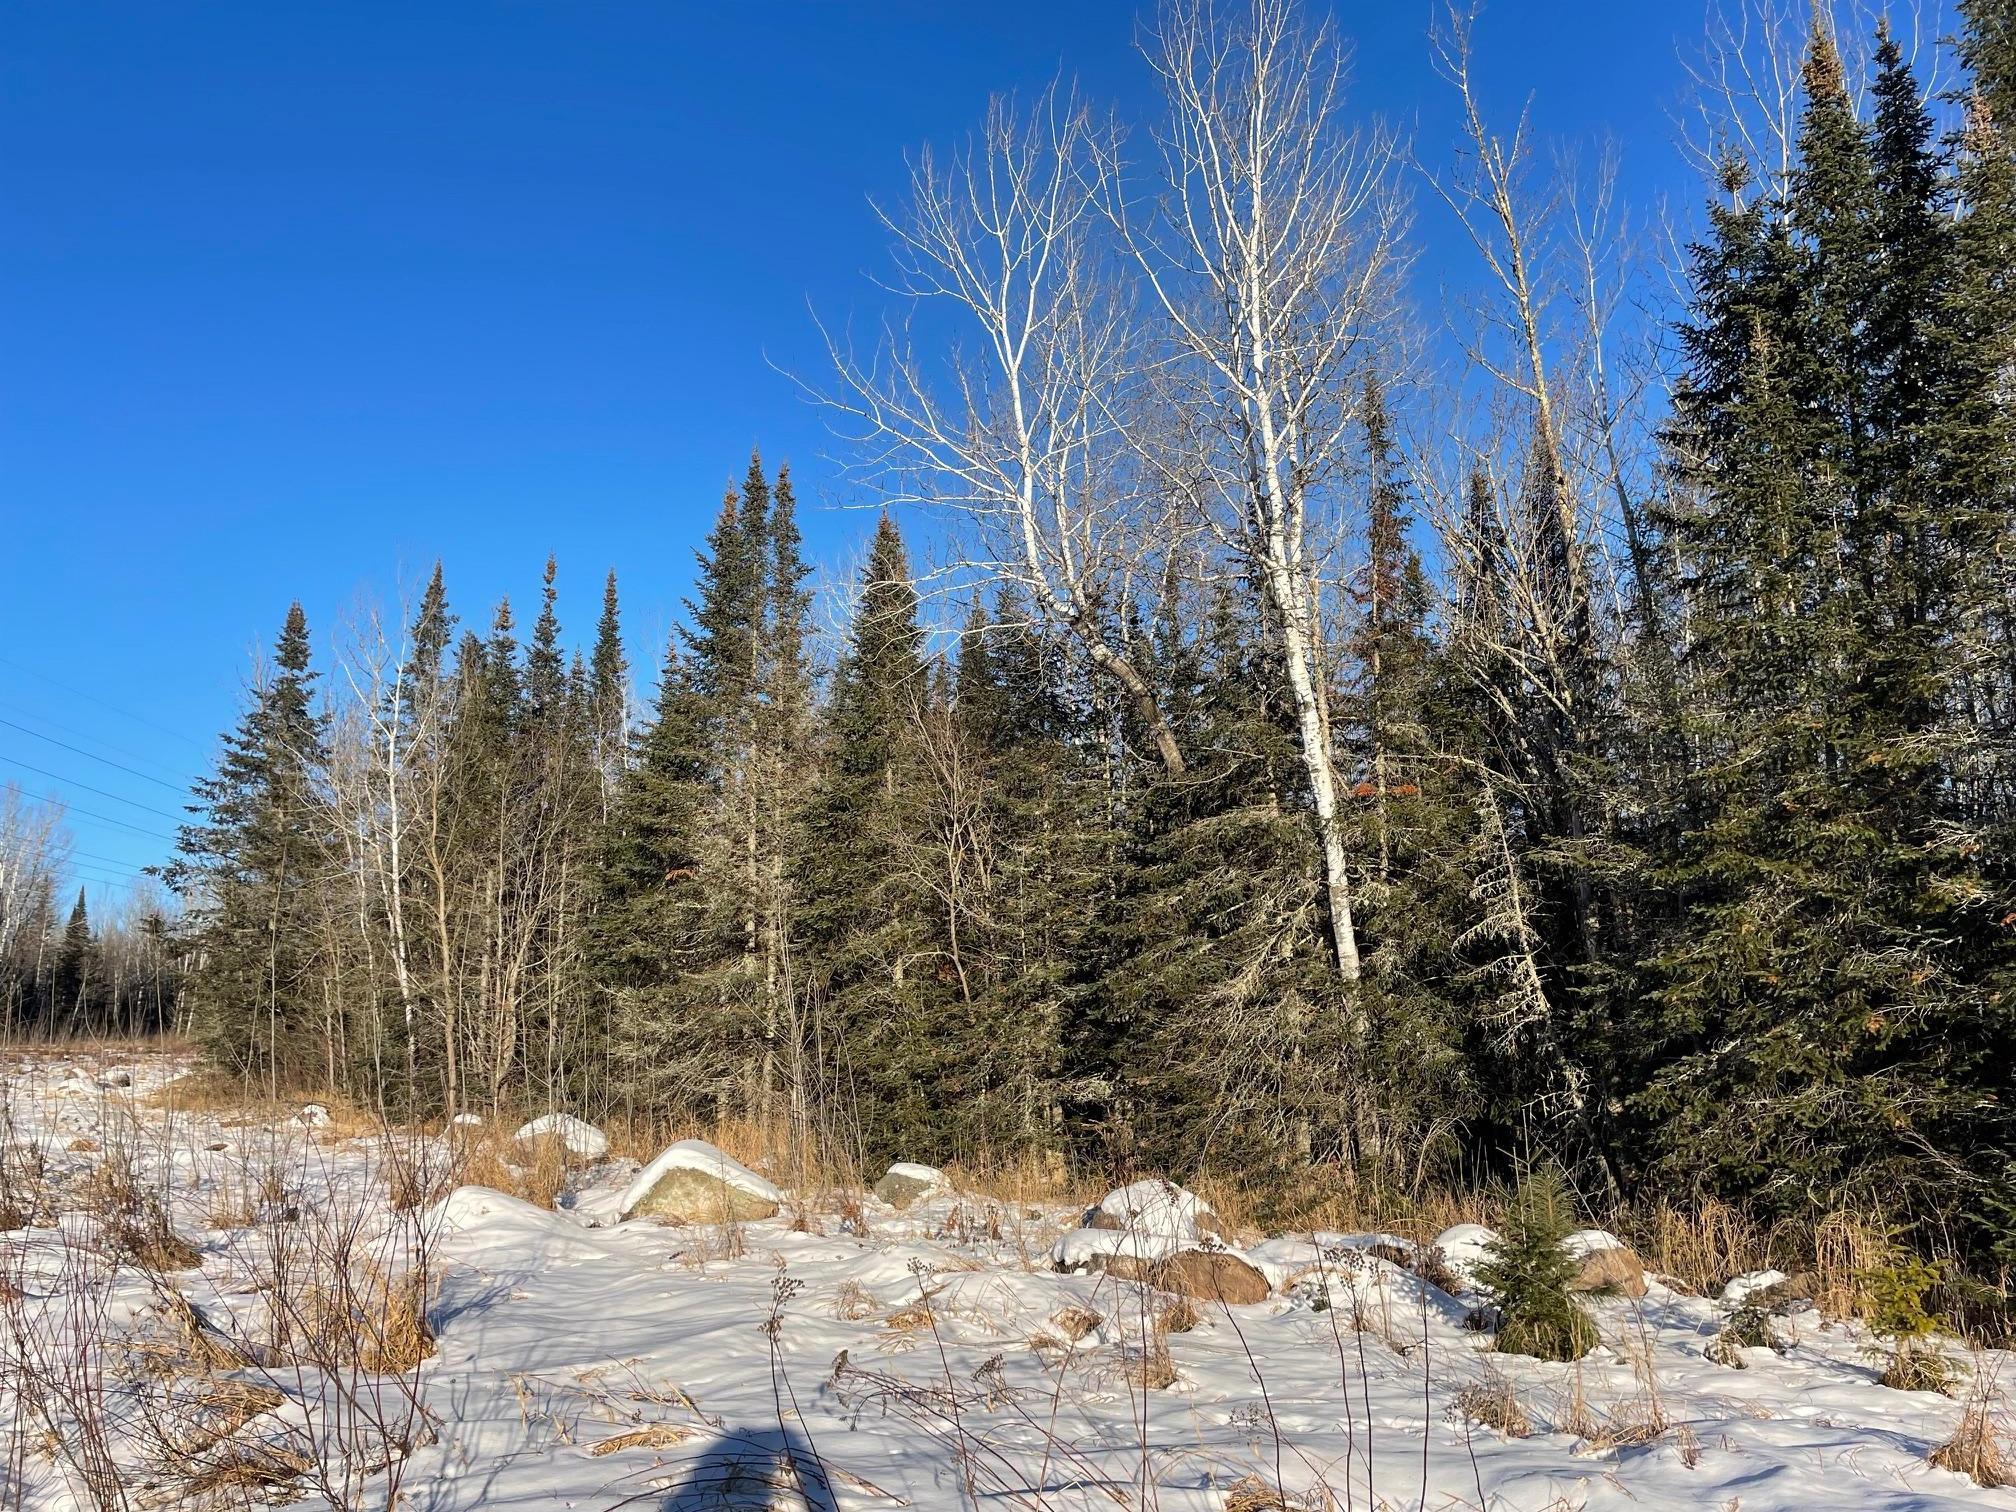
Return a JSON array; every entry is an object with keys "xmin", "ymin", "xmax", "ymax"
[
  {"xmin": 1677, "ymin": 0, "xmax": 1942, "ymax": 202},
  {"xmin": 820, "ymin": 87, "xmax": 1188, "ymax": 775},
  {"xmin": 1425, "ymin": 4, "xmax": 1624, "ymax": 967},
  {"xmin": 1104, "ymin": 0, "xmax": 1404, "ymax": 996},
  {"xmin": 330, "ymin": 604, "xmax": 426, "ymax": 1104},
  {"xmin": 1560, "ymin": 146, "xmax": 1665, "ymax": 643},
  {"xmin": 1428, "ymin": 5, "xmax": 1589, "ymax": 633},
  {"xmin": 0, "ymin": 787, "xmax": 66, "ymax": 1034}
]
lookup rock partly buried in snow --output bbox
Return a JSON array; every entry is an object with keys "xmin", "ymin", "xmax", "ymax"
[
  {"xmin": 511, "ymin": 1113, "xmax": 609, "ymax": 1163},
  {"xmin": 1722, "ymin": 1269, "xmax": 1790, "ymax": 1306},
  {"xmin": 1431, "ymin": 1223, "xmax": 1498, "ymax": 1288},
  {"xmin": 873, "ymin": 1161, "xmax": 949, "ymax": 1210},
  {"xmin": 1563, "ymin": 1229, "xmax": 1647, "ymax": 1298},
  {"xmin": 1052, "ymin": 1227, "xmax": 1161, "ymax": 1278},
  {"xmin": 1150, "ymin": 1250, "xmax": 1271, "ymax": 1305},
  {"xmin": 1085, "ymin": 1179, "xmax": 1223, "ymax": 1243},
  {"xmin": 620, "ymin": 1139, "xmax": 781, "ymax": 1225}
]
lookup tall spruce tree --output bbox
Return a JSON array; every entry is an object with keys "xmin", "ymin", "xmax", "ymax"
[
  {"xmin": 52, "ymin": 887, "xmax": 96, "ymax": 1029},
  {"xmin": 798, "ymin": 515, "xmax": 947, "ymax": 1161},
  {"xmin": 1645, "ymin": 31, "xmax": 2015, "ymax": 1245},
  {"xmin": 597, "ymin": 634, "xmax": 718, "ymax": 1115},
  {"xmin": 173, "ymin": 603, "xmax": 330, "ymax": 1090}
]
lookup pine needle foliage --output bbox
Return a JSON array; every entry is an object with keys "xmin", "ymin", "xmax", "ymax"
[{"xmin": 1477, "ymin": 1170, "xmax": 1600, "ymax": 1362}]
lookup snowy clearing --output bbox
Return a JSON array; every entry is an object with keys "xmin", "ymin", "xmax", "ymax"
[{"xmin": 2, "ymin": 1050, "xmax": 2012, "ymax": 1511}]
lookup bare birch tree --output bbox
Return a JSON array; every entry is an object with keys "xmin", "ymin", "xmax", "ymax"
[
  {"xmin": 819, "ymin": 86, "xmax": 1189, "ymax": 775},
  {"xmin": 1104, "ymin": 0, "xmax": 1405, "ymax": 997}
]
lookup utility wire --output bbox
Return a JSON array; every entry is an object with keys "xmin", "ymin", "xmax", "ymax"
[
  {"xmin": 68, "ymin": 846, "xmax": 157, "ymax": 869},
  {"xmin": 0, "ymin": 754, "xmax": 190, "ymax": 821},
  {"xmin": 0, "ymin": 716, "xmax": 190, "ymax": 793},
  {"xmin": 18, "ymin": 800, "xmax": 176, "ymax": 844},
  {"xmin": 0, "ymin": 698, "xmax": 197, "ymax": 785},
  {"xmin": 0, "ymin": 653, "xmax": 208, "ymax": 751}
]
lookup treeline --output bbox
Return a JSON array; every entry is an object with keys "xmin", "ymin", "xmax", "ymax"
[
  {"xmin": 167, "ymin": 1, "xmax": 2016, "ymax": 1260},
  {"xmin": 0, "ymin": 786, "xmax": 183, "ymax": 1040}
]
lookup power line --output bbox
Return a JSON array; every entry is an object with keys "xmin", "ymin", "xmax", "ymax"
[
  {"xmin": 66, "ymin": 871, "xmax": 142, "ymax": 895},
  {"xmin": 17, "ymin": 800, "xmax": 176, "ymax": 844},
  {"xmin": 0, "ymin": 754, "xmax": 190, "ymax": 821},
  {"xmin": 0, "ymin": 716, "xmax": 191, "ymax": 793},
  {"xmin": 68, "ymin": 846, "xmax": 158, "ymax": 869},
  {"xmin": 0, "ymin": 698, "xmax": 198, "ymax": 785},
  {"xmin": 0, "ymin": 653, "xmax": 209, "ymax": 751},
  {"xmin": 69, "ymin": 860, "xmax": 150, "ymax": 889}
]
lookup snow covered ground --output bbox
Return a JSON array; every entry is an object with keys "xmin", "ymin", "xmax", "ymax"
[{"xmin": 3, "ymin": 1050, "xmax": 2012, "ymax": 1511}]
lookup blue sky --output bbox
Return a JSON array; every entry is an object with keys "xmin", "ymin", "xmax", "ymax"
[{"xmin": 1, "ymin": 1, "xmax": 1698, "ymax": 902}]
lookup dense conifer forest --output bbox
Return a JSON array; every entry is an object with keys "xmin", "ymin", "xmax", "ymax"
[{"xmin": 8, "ymin": 0, "xmax": 2016, "ymax": 1268}]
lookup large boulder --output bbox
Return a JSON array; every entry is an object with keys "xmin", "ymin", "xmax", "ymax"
[
  {"xmin": 873, "ymin": 1162, "xmax": 949, "ymax": 1211},
  {"xmin": 1563, "ymin": 1229, "xmax": 1647, "ymax": 1298},
  {"xmin": 511, "ymin": 1113, "xmax": 609, "ymax": 1164},
  {"xmin": 620, "ymin": 1139, "xmax": 781, "ymax": 1225},
  {"xmin": 1150, "ymin": 1250, "xmax": 1271, "ymax": 1305}
]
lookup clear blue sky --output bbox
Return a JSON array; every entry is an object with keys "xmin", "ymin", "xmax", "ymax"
[{"xmin": 1, "ymin": 1, "xmax": 1696, "ymax": 903}]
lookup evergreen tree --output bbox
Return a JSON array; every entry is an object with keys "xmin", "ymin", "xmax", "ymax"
[
  {"xmin": 1644, "ymin": 33, "xmax": 2016, "ymax": 1246},
  {"xmin": 598, "ymin": 634, "xmax": 719, "ymax": 1114},
  {"xmin": 589, "ymin": 569, "xmax": 629, "ymax": 795},
  {"xmin": 52, "ymin": 887, "xmax": 96, "ymax": 1027},
  {"xmin": 798, "ymin": 515, "xmax": 946, "ymax": 1160},
  {"xmin": 525, "ymin": 555, "xmax": 567, "ymax": 734},
  {"xmin": 407, "ymin": 561, "xmax": 454, "ymax": 694},
  {"xmin": 1477, "ymin": 1169, "xmax": 1598, "ymax": 1362},
  {"xmin": 172, "ymin": 603, "xmax": 330, "ymax": 1090}
]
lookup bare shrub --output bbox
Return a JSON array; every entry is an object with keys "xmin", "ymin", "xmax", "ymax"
[{"xmin": 1, "ymin": 1229, "xmax": 136, "ymax": 1511}]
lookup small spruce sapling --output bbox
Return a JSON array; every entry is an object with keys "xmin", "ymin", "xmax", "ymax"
[
  {"xmin": 1862, "ymin": 1254, "xmax": 1962, "ymax": 1395},
  {"xmin": 1476, "ymin": 1170, "xmax": 1600, "ymax": 1362}
]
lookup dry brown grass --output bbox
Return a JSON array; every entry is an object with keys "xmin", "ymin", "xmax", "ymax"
[
  {"xmin": 173, "ymin": 1379, "xmax": 287, "ymax": 1457},
  {"xmin": 1553, "ymin": 1366, "xmax": 1601, "ymax": 1441},
  {"xmin": 144, "ymin": 1070, "xmax": 382, "ymax": 1141},
  {"xmin": 1222, "ymin": 1473, "xmax": 1307, "ymax": 1512},
  {"xmin": 151, "ymin": 1291, "xmax": 255, "ymax": 1374},
  {"xmin": 162, "ymin": 1444, "xmax": 312, "ymax": 1509},
  {"xmin": 1453, "ymin": 1375, "xmax": 1531, "ymax": 1438},
  {"xmin": 1121, "ymin": 1338, "xmax": 1176, "ymax": 1390},
  {"xmin": 586, "ymin": 1424, "xmax": 694, "ymax": 1456},
  {"xmin": 1050, "ymin": 1304, "xmax": 1103, "ymax": 1342},
  {"xmin": 453, "ymin": 1124, "xmax": 568, "ymax": 1210},
  {"xmin": 945, "ymin": 1149, "xmax": 1088, "ymax": 1209},
  {"xmin": 288, "ymin": 1260, "xmax": 436, "ymax": 1375},
  {"xmin": 832, "ymin": 1280, "xmax": 878, "ymax": 1321},
  {"xmin": 1588, "ymin": 1393, "xmax": 1672, "ymax": 1451},
  {"xmin": 1620, "ymin": 1198, "xmax": 1772, "ymax": 1295},
  {"xmin": 384, "ymin": 1143, "xmax": 453, "ymax": 1214},
  {"xmin": 1880, "ymin": 1337, "xmax": 1964, "ymax": 1396},
  {"xmin": 882, "ymin": 1291, "xmax": 945, "ymax": 1334},
  {"xmin": 1932, "ymin": 1381, "xmax": 2011, "ymax": 1488},
  {"xmin": 1814, "ymin": 1210, "xmax": 1893, "ymax": 1320},
  {"xmin": 81, "ymin": 1149, "xmax": 202, "ymax": 1271}
]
